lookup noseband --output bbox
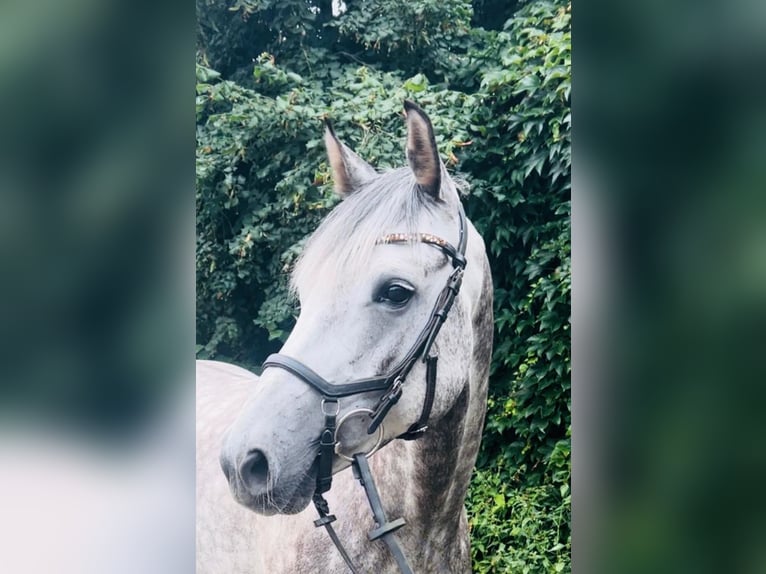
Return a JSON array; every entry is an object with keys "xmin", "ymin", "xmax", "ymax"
[{"xmin": 261, "ymin": 204, "xmax": 468, "ymax": 573}]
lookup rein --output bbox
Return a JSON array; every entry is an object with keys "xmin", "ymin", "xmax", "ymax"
[{"xmin": 261, "ymin": 203, "xmax": 468, "ymax": 573}]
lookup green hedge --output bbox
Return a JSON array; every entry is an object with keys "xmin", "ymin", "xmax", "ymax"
[{"xmin": 196, "ymin": 1, "xmax": 570, "ymax": 571}]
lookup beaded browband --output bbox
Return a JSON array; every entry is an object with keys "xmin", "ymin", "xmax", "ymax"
[
  {"xmin": 377, "ymin": 233, "xmax": 450, "ymax": 248},
  {"xmin": 376, "ymin": 229, "xmax": 466, "ymax": 270}
]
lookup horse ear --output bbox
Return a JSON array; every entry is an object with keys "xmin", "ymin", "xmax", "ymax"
[
  {"xmin": 404, "ymin": 100, "xmax": 442, "ymax": 199},
  {"xmin": 323, "ymin": 120, "xmax": 376, "ymax": 197}
]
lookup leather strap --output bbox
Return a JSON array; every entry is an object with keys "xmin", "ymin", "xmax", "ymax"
[
  {"xmin": 368, "ymin": 265, "xmax": 465, "ymax": 435},
  {"xmin": 399, "ymin": 355, "xmax": 437, "ymax": 440},
  {"xmin": 313, "ymin": 493, "xmax": 359, "ymax": 574},
  {"xmin": 312, "ymin": 455, "xmax": 415, "ymax": 574},
  {"xmin": 316, "ymin": 399, "xmax": 339, "ymax": 495},
  {"xmin": 262, "ymin": 354, "xmax": 390, "ymax": 398},
  {"xmin": 353, "ymin": 454, "xmax": 413, "ymax": 574}
]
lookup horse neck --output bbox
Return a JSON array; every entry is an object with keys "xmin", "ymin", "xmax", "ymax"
[{"xmin": 413, "ymin": 383, "xmax": 482, "ymax": 524}]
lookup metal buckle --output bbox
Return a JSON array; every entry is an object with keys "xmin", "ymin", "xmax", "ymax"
[
  {"xmin": 366, "ymin": 377, "xmax": 403, "ymax": 435},
  {"xmin": 449, "ymin": 267, "xmax": 464, "ymax": 290},
  {"xmin": 321, "ymin": 399, "xmax": 340, "ymax": 416},
  {"xmin": 372, "ymin": 377, "xmax": 403, "ymax": 417},
  {"xmin": 386, "ymin": 376, "xmax": 403, "ymax": 401}
]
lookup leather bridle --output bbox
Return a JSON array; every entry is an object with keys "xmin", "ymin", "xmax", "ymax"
[{"xmin": 261, "ymin": 203, "xmax": 468, "ymax": 573}]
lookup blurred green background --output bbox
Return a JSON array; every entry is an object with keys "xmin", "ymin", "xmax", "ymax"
[{"xmin": 196, "ymin": 1, "xmax": 571, "ymax": 571}]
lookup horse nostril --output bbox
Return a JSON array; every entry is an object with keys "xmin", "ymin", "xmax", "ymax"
[{"xmin": 239, "ymin": 449, "xmax": 270, "ymax": 493}]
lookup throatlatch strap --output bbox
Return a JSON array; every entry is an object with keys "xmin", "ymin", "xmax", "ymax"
[
  {"xmin": 399, "ymin": 355, "xmax": 438, "ymax": 440},
  {"xmin": 352, "ymin": 454, "xmax": 413, "ymax": 574}
]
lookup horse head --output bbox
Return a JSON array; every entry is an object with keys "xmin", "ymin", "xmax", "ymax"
[{"xmin": 219, "ymin": 102, "xmax": 489, "ymax": 518}]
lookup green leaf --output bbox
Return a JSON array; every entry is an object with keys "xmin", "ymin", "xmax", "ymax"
[{"xmin": 404, "ymin": 73, "xmax": 428, "ymax": 93}]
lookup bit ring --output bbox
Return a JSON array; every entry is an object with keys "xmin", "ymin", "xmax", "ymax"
[{"xmin": 334, "ymin": 408, "xmax": 384, "ymax": 462}]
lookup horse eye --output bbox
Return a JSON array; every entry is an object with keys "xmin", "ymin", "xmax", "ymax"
[{"xmin": 375, "ymin": 282, "xmax": 414, "ymax": 306}]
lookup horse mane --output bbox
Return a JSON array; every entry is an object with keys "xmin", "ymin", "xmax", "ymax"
[{"xmin": 291, "ymin": 167, "xmax": 433, "ymax": 295}]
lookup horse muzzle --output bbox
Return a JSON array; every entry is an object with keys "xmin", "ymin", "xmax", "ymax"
[
  {"xmin": 219, "ymin": 441, "xmax": 318, "ymax": 516},
  {"xmin": 219, "ymin": 405, "xmax": 386, "ymax": 516}
]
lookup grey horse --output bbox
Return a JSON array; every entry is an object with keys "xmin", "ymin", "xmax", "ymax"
[{"xmin": 197, "ymin": 102, "xmax": 493, "ymax": 573}]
